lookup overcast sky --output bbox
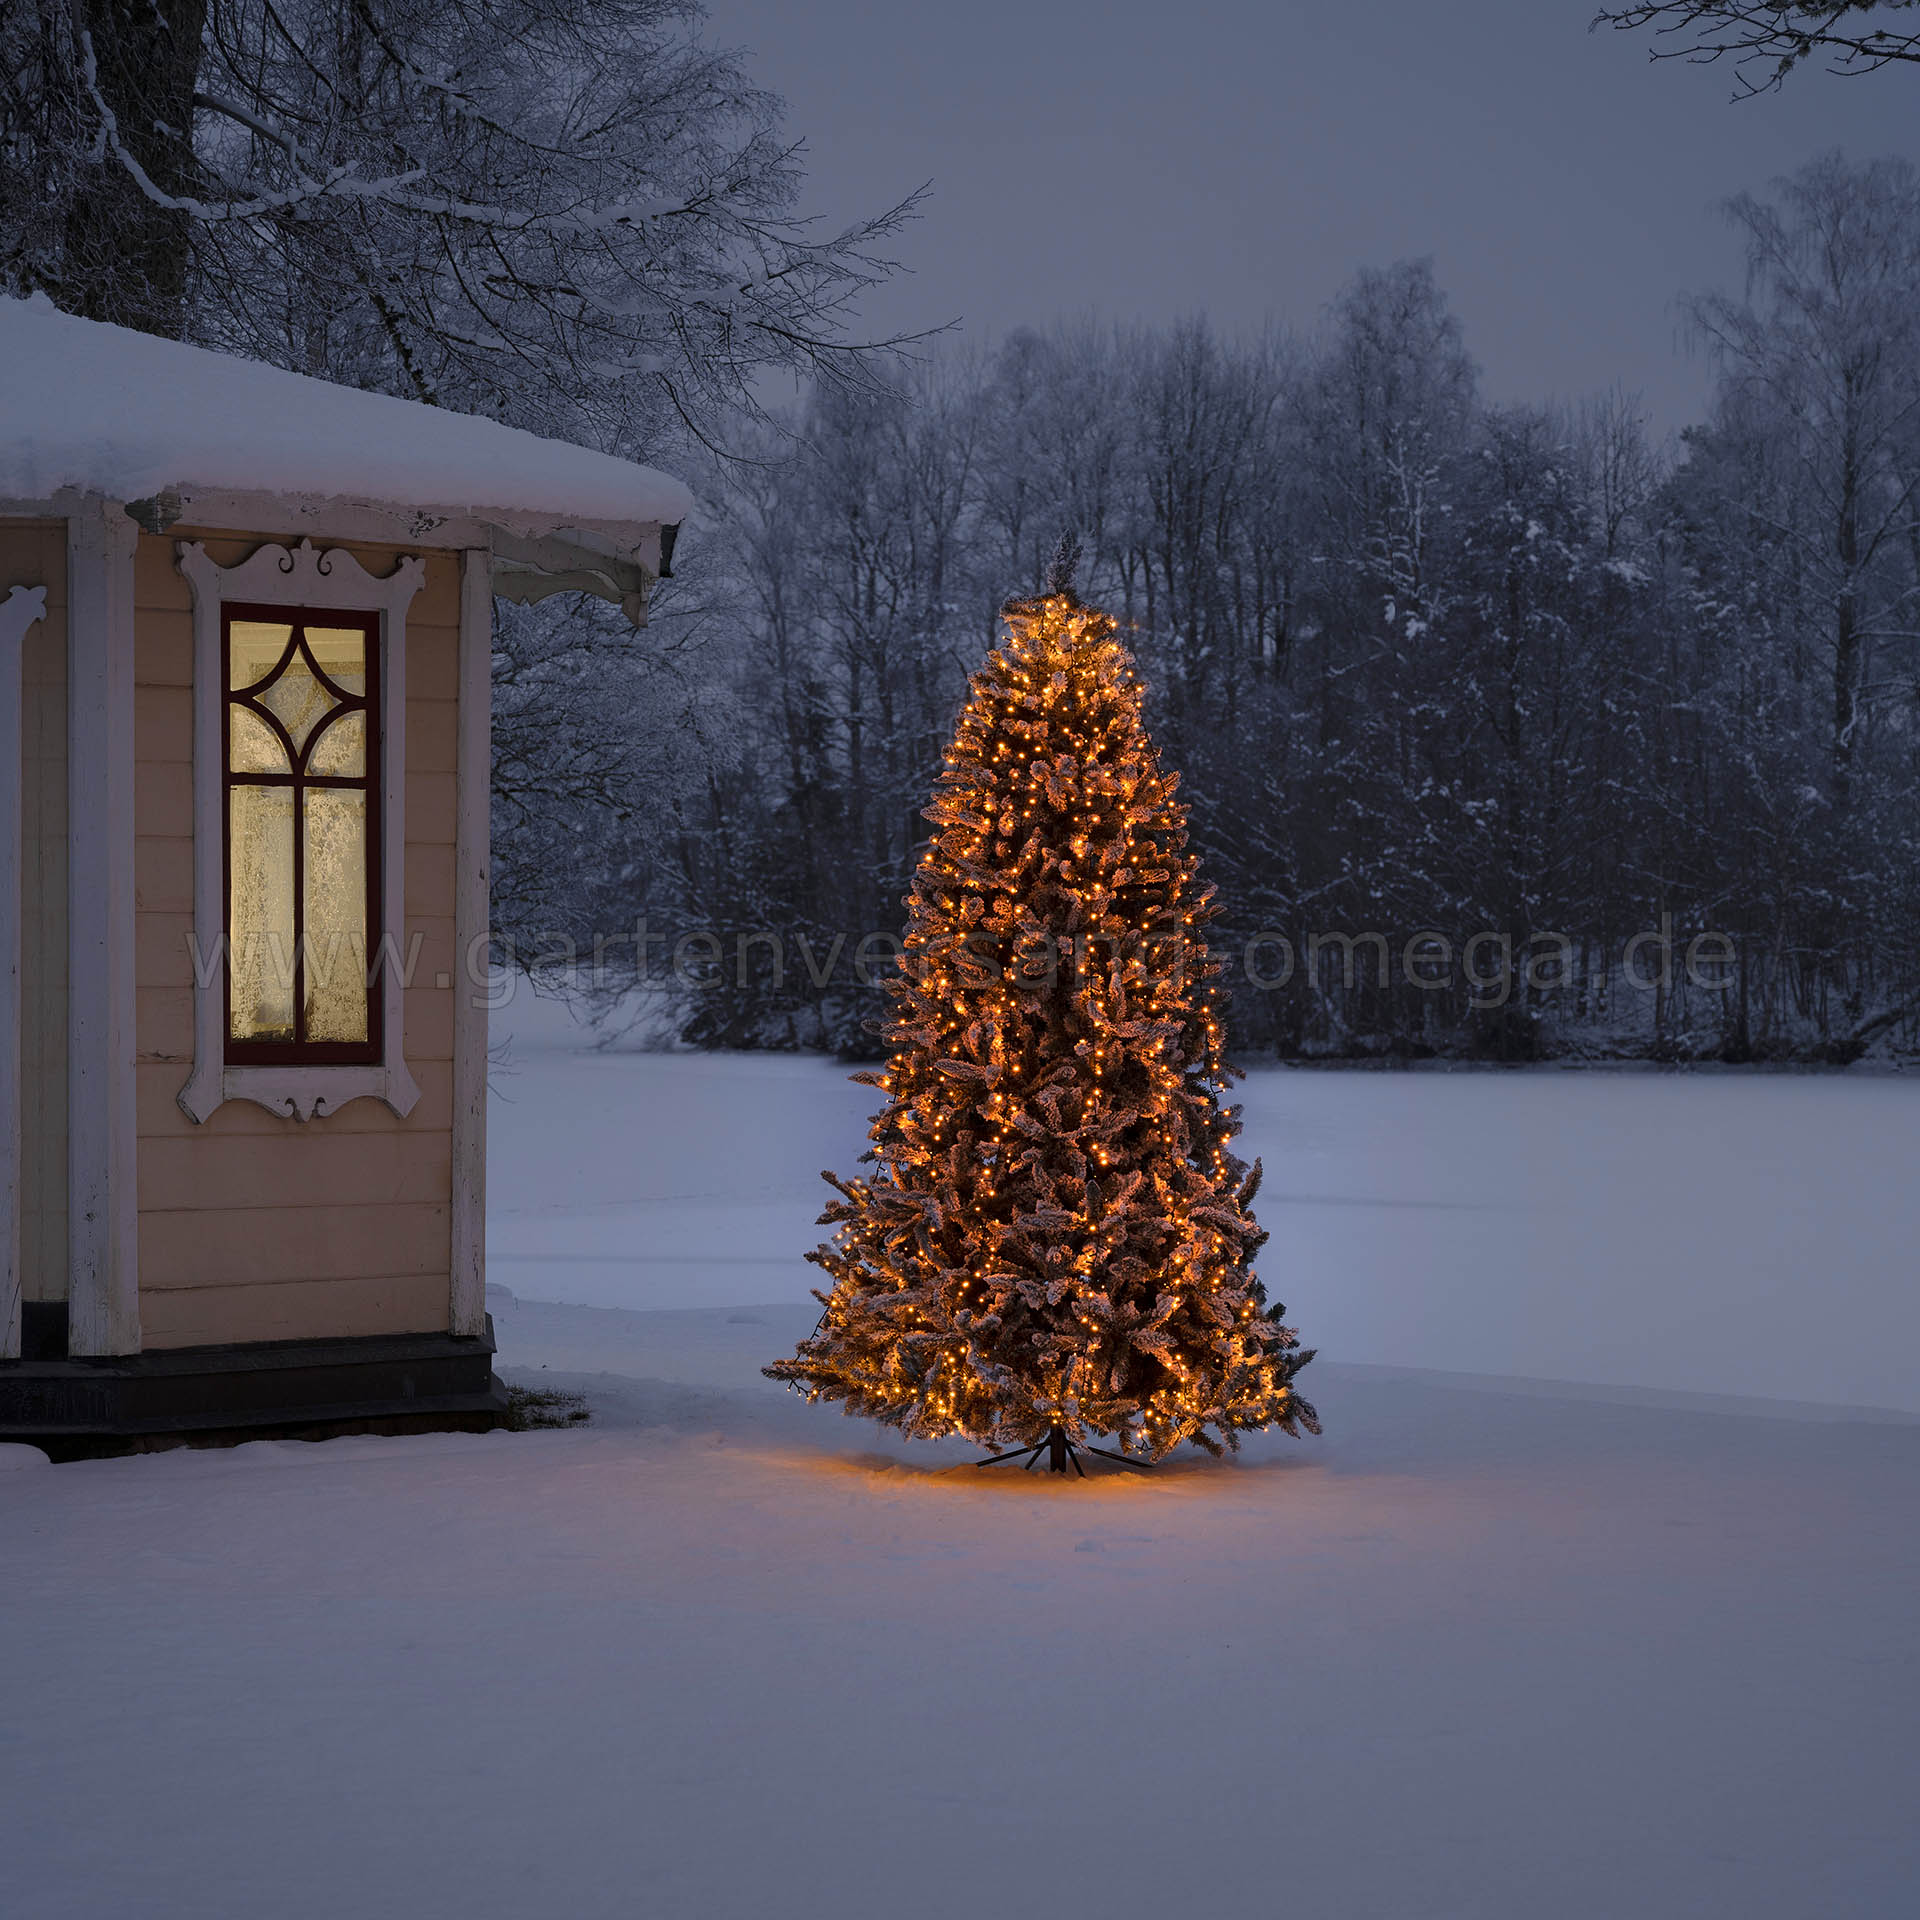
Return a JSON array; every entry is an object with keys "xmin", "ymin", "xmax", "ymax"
[{"xmin": 708, "ymin": 0, "xmax": 1920, "ymax": 432}]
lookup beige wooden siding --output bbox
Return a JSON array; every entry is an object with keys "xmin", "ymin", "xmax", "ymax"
[
  {"xmin": 133, "ymin": 530, "xmax": 461, "ymax": 1349},
  {"xmin": 4, "ymin": 521, "xmax": 69, "ymax": 1304}
]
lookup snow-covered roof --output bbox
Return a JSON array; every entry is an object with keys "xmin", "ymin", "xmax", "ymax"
[{"xmin": 0, "ymin": 294, "xmax": 694, "ymax": 532}]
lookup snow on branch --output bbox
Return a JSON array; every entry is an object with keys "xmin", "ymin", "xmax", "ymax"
[
  {"xmin": 1593, "ymin": 2, "xmax": 1920, "ymax": 95},
  {"xmin": 33, "ymin": 0, "xmax": 934, "ymax": 457}
]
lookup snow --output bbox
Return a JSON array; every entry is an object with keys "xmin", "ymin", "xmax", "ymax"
[
  {"xmin": 5, "ymin": 1307, "xmax": 1915, "ymax": 1917},
  {"xmin": 0, "ymin": 295, "xmax": 694, "ymax": 529},
  {"xmin": 491, "ymin": 991, "xmax": 1920, "ymax": 1414},
  {"xmin": 487, "ymin": 993, "xmax": 877, "ymax": 1314},
  {"xmin": 6, "ymin": 999, "xmax": 1916, "ymax": 1915}
]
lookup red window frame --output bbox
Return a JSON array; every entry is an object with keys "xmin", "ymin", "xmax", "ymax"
[{"xmin": 222, "ymin": 602, "xmax": 383, "ymax": 1067}]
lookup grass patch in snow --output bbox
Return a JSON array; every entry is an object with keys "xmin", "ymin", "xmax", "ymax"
[{"xmin": 504, "ymin": 1384, "xmax": 591, "ymax": 1431}]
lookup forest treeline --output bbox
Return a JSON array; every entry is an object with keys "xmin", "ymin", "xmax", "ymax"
[{"xmin": 499, "ymin": 152, "xmax": 1920, "ymax": 1063}]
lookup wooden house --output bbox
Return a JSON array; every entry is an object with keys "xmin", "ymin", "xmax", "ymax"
[{"xmin": 0, "ymin": 296, "xmax": 690, "ymax": 1452}]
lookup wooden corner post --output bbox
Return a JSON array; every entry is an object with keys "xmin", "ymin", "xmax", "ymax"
[
  {"xmin": 67, "ymin": 499, "xmax": 140, "ymax": 1356},
  {"xmin": 0, "ymin": 583, "xmax": 49, "ymax": 1360},
  {"xmin": 450, "ymin": 549, "xmax": 492, "ymax": 1338}
]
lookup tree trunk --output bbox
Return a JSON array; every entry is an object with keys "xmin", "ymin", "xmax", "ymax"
[
  {"xmin": 60, "ymin": 0, "xmax": 207, "ymax": 337},
  {"xmin": 1831, "ymin": 391, "xmax": 1862, "ymax": 807}
]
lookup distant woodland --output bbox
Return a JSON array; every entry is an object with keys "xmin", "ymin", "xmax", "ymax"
[{"xmin": 501, "ymin": 155, "xmax": 1920, "ymax": 1064}]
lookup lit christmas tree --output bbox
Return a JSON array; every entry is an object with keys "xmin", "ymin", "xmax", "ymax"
[{"xmin": 766, "ymin": 547, "xmax": 1318, "ymax": 1470}]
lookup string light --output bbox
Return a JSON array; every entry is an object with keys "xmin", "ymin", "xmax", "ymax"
[{"xmin": 766, "ymin": 582, "xmax": 1319, "ymax": 1460}]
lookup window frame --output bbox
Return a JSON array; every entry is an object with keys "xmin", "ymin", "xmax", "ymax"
[
  {"xmin": 177, "ymin": 538, "xmax": 423, "ymax": 1125},
  {"xmin": 220, "ymin": 601, "xmax": 383, "ymax": 1068}
]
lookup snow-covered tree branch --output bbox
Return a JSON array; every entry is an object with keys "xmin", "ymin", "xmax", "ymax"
[
  {"xmin": 3, "ymin": 0, "xmax": 928, "ymax": 451},
  {"xmin": 1593, "ymin": 2, "xmax": 1920, "ymax": 95}
]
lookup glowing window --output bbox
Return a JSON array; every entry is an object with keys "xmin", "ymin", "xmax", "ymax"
[{"xmin": 222, "ymin": 605, "xmax": 380, "ymax": 1063}]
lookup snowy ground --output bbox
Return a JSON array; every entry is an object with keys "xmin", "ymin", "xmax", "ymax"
[
  {"xmin": 491, "ymin": 991, "xmax": 1920, "ymax": 1413},
  {"xmin": 6, "ymin": 994, "xmax": 1917, "ymax": 1917},
  {"xmin": 7, "ymin": 1321, "xmax": 1917, "ymax": 1919}
]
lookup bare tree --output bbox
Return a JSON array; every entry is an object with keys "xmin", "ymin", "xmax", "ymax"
[
  {"xmin": 1594, "ymin": 3, "xmax": 1920, "ymax": 97},
  {"xmin": 3, "ymin": 0, "xmax": 927, "ymax": 447},
  {"xmin": 1687, "ymin": 153, "xmax": 1920, "ymax": 803}
]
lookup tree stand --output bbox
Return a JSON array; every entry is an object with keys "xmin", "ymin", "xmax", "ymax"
[{"xmin": 973, "ymin": 1424, "xmax": 1155, "ymax": 1476}]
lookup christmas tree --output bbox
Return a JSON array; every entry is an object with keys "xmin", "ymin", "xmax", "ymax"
[{"xmin": 766, "ymin": 549, "xmax": 1318, "ymax": 1467}]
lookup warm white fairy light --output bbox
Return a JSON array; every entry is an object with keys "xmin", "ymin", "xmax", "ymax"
[{"xmin": 765, "ymin": 586, "xmax": 1319, "ymax": 1462}]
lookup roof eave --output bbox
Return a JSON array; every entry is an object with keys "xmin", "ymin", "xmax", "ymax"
[{"xmin": 1, "ymin": 484, "xmax": 681, "ymax": 629}]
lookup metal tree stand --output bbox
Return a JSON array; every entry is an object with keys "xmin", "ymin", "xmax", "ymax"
[{"xmin": 973, "ymin": 1424, "xmax": 1155, "ymax": 1476}]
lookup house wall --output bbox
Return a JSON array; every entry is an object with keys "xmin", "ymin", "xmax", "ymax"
[
  {"xmin": 133, "ymin": 530, "xmax": 460, "ymax": 1349},
  {"xmin": 3, "ymin": 520, "xmax": 70, "ymax": 1305}
]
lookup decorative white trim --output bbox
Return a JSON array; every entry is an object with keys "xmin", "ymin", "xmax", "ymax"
[
  {"xmin": 450, "ymin": 550, "xmax": 492, "ymax": 1336},
  {"xmin": 0, "ymin": 583, "xmax": 48, "ymax": 1361},
  {"xmin": 68, "ymin": 502, "xmax": 141, "ymax": 1355},
  {"xmin": 176, "ymin": 538, "xmax": 424, "ymax": 1124},
  {"xmin": 2, "ymin": 491, "xmax": 674, "ymax": 589}
]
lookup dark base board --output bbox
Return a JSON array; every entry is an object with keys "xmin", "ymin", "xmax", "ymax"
[{"xmin": 0, "ymin": 1318, "xmax": 508, "ymax": 1461}]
